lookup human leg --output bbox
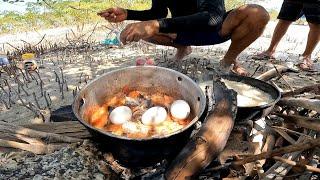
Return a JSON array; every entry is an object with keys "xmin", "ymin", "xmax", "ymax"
[
  {"xmin": 254, "ymin": 0, "xmax": 303, "ymax": 60},
  {"xmin": 298, "ymin": 2, "xmax": 320, "ymax": 71},
  {"xmin": 264, "ymin": 20, "xmax": 292, "ymax": 56},
  {"xmin": 219, "ymin": 4, "xmax": 270, "ymax": 75},
  {"xmin": 143, "ymin": 33, "xmax": 192, "ymax": 61}
]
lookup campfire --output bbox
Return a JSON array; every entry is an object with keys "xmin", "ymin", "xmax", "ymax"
[{"xmin": 73, "ymin": 66, "xmax": 206, "ymax": 166}]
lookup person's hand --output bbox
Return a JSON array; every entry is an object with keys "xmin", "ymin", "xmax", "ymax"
[
  {"xmin": 97, "ymin": 7, "xmax": 127, "ymax": 23},
  {"xmin": 120, "ymin": 20, "xmax": 159, "ymax": 45}
]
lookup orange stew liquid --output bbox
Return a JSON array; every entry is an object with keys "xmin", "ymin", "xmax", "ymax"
[{"xmin": 85, "ymin": 90, "xmax": 192, "ymax": 138}]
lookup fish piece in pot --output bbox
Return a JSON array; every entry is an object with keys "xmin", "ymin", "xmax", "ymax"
[
  {"xmin": 84, "ymin": 105, "xmax": 108, "ymax": 128},
  {"xmin": 124, "ymin": 97, "xmax": 140, "ymax": 107},
  {"xmin": 131, "ymin": 107, "xmax": 145, "ymax": 122}
]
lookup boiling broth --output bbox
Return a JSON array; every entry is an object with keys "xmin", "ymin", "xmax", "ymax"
[{"xmin": 85, "ymin": 90, "xmax": 192, "ymax": 138}]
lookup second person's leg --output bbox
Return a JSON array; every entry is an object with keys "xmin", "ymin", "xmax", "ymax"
[
  {"xmin": 254, "ymin": 0, "xmax": 303, "ymax": 59},
  {"xmin": 299, "ymin": 1, "xmax": 320, "ymax": 71},
  {"xmin": 264, "ymin": 20, "xmax": 292, "ymax": 57}
]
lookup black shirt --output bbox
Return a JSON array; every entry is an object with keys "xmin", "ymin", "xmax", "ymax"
[{"xmin": 126, "ymin": 0, "xmax": 226, "ymax": 33}]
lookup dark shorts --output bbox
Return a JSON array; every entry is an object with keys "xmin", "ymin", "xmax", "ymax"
[
  {"xmin": 174, "ymin": 11, "xmax": 231, "ymax": 46},
  {"xmin": 278, "ymin": 0, "xmax": 320, "ymax": 24}
]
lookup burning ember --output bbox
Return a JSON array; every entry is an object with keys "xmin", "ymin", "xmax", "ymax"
[{"xmin": 84, "ymin": 89, "xmax": 193, "ymax": 139}]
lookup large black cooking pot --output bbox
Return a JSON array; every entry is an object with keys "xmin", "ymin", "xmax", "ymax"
[
  {"xmin": 73, "ymin": 66, "xmax": 206, "ymax": 167},
  {"xmin": 221, "ymin": 74, "xmax": 281, "ymax": 122}
]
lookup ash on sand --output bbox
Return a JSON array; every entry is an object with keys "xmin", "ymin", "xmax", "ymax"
[
  {"xmin": 0, "ymin": 141, "xmax": 114, "ymax": 180},
  {"xmin": 0, "ymin": 140, "xmax": 167, "ymax": 180}
]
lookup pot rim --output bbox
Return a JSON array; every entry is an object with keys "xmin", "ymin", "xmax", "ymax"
[{"xmin": 72, "ymin": 66, "xmax": 206, "ymax": 141}]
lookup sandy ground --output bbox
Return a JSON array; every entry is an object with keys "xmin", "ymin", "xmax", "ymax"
[{"xmin": 0, "ymin": 21, "xmax": 319, "ymax": 125}]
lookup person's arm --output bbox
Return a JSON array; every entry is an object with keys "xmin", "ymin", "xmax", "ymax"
[
  {"xmin": 158, "ymin": 0, "xmax": 225, "ymax": 33},
  {"xmin": 127, "ymin": 0, "xmax": 168, "ymax": 21}
]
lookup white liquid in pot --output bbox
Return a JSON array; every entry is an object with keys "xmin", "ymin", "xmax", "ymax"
[{"xmin": 221, "ymin": 79, "xmax": 273, "ymax": 107}]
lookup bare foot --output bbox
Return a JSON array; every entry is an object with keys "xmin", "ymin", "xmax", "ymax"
[
  {"xmin": 219, "ymin": 60, "xmax": 250, "ymax": 76},
  {"xmin": 298, "ymin": 56, "xmax": 315, "ymax": 72},
  {"xmin": 232, "ymin": 65, "xmax": 250, "ymax": 76},
  {"xmin": 252, "ymin": 51, "xmax": 275, "ymax": 60},
  {"xmin": 174, "ymin": 46, "xmax": 192, "ymax": 60}
]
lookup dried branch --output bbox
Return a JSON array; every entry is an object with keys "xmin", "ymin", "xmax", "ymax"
[
  {"xmin": 0, "ymin": 138, "xmax": 64, "ymax": 155},
  {"xmin": 272, "ymin": 126, "xmax": 311, "ymax": 137},
  {"xmin": 6, "ymin": 42, "xmax": 21, "ymax": 51},
  {"xmin": 34, "ymin": 34, "xmax": 47, "ymax": 47},
  {"xmin": 14, "ymin": 77, "xmax": 29, "ymax": 96},
  {"xmin": 40, "ymin": 81, "xmax": 44, "ymax": 97},
  {"xmin": 250, "ymin": 64, "xmax": 261, "ymax": 78},
  {"xmin": 256, "ymin": 65, "xmax": 298, "ymax": 81},
  {"xmin": 32, "ymin": 92, "xmax": 41, "ymax": 109},
  {"xmin": 273, "ymin": 64, "xmax": 294, "ymax": 92},
  {"xmin": 59, "ymin": 67, "xmax": 65, "ymax": 99},
  {"xmin": 86, "ymin": 23, "xmax": 99, "ymax": 43},
  {"xmin": 3, "ymin": 79, "xmax": 12, "ymax": 93},
  {"xmin": 282, "ymin": 83, "xmax": 320, "ymax": 97},
  {"xmin": 18, "ymin": 68, "xmax": 29, "ymax": 84},
  {"xmin": 53, "ymin": 70, "xmax": 59, "ymax": 82},
  {"xmin": 264, "ymin": 132, "xmax": 315, "ymax": 179},
  {"xmin": 16, "ymin": 91, "xmax": 38, "ymax": 117},
  {"xmin": 43, "ymin": 91, "xmax": 51, "ymax": 110},
  {"xmin": 273, "ymin": 128, "xmax": 296, "ymax": 144},
  {"xmin": 275, "ymin": 113, "xmax": 320, "ymax": 132},
  {"xmin": 0, "ymin": 98, "xmax": 10, "ymax": 109},
  {"xmin": 208, "ymin": 136, "xmax": 320, "ymax": 172},
  {"xmin": 0, "ymin": 121, "xmax": 83, "ymax": 143},
  {"xmin": 0, "ymin": 83, "xmax": 14, "ymax": 106},
  {"xmin": 272, "ymin": 156, "xmax": 320, "ymax": 173},
  {"xmin": 278, "ymin": 97, "xmax": 320, "ymax": 113},
  {"xmin": 28, "ymin": 71, "xmax": 38, "ymax": 84},
  {"xmin": 20, "ymin": 39, "xmax": 32, "ymax": 47}
]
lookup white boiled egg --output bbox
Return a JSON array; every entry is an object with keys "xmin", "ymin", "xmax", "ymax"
[
  {"xmin": 170, "ymin": 100, "xmax": 190, "ymax": 120},
  {"xmin": 109, "ymin": 106, "xmax": 132, "ymax": 125},
  {"xmin": 141, "ymin": 106, "xmax": 167, "ymax": 125}
]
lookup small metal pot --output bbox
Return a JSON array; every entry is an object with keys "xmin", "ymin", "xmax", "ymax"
[
  {"xmin": 73, "ymin": 66, "xmax": 206, "ymax": 167},
  {"xmin": 221, "ymin": 74, "xmax": 281, "ymax": 122}
]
